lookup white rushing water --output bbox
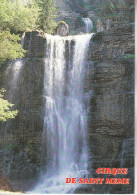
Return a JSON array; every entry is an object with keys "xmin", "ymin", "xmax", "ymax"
[
  {"xmin": 2, "ymin": 34, "xmax": 25, "ymax": 175},
  {"xmin": 5, "ymin": 32, "xmax": 25, "ymax": 101},
  {"xmin": 30, "ymin": 33, "xmax": 93, "ymax": 194},
  {"xmin": 21, "ymin": 32, "xmax": 25, "ymax": 48},
  {"xmin": 82, "ymin": 18, "xmax": 93, "ymax": 33}
]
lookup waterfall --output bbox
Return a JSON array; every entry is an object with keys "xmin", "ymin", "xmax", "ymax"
[
  {"xmin": 4, "ymin": 32, "xmax": 25, "ymax": 103},
  {"xmin": 82, "ymin": 18, "xmax": 93, "ymax": 33},
  {"xmin": 0, "ymin": 33, "xmax": 25, "ymax": 177},
  {"xmin": 30, "ymin": 33, "xmax": 93, "ymax": 194},
  {"xmin": 21, "ymin": 32, "xmax": 25, "ymax": 48}
]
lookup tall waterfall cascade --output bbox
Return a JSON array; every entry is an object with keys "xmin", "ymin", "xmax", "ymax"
[
  {"xmin": 82, "ymin": 18, "xmax": 93, "ymax": 33},
  {"xmin": 30, "ymin": 33, "xmax": 93, "ymax": 193}
]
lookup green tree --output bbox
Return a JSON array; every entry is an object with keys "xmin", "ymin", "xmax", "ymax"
[
  {"xmin": 0, "ymin": 89, "xmax": 18, "ymax": 122},
  {"xmin": 0, "ymin": 0, "xmax": 39, "ymax": 33},
  {"xmin": 36, "ymin": 0, "xmax": 57, "ymax": 33},
  {"xmin": 0, "ymin": 0, "xmax": 58, "ymax": 64},
  {"xmin": 0, "ymin": 30, "xmax": 26, "ymax": 63}
]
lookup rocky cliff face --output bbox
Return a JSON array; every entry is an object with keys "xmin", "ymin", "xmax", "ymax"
[
  {"xmin": 81, "ymin": 23, "xmax": 134, "ymax": 193},
  {"xmin": 0, "ymin": 32, "xmax": 46, "ymax": 183},
  {"xmin": 0, "ymin": 23, "xmax": 134, "ymax": 193},
  {"xmin": 55, "ymin": 0, "xmax": 134, "ymax": 34}
]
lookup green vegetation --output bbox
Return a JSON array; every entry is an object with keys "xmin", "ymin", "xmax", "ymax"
[
  {"xmin": 0, "ymin": 30, "xmax": 26, "ymax": 63},
  {"xmin": 0, "ymin": 0, "xmax": 57, "ymax": 34},
  {"xmin": 0, "ymin": 0, "xmax": 39, "ymax": 33},
  {"xmin": 0, "ymin": 89, "xmax": 18, "ymax": 121},
  {"xmin": 58, "ymin": 21, "xmax": 67, "ymax": 25},
  {"xmin": 0, "ymin": 0, "xmax": 57, "ymax": 63},
  {"xmin": 35, "ymin": 0, "xmax": 57, "ymax": 34},
  {"xmin": 123, "ymin": 54, "xmax": 135, "ymax": 60}
]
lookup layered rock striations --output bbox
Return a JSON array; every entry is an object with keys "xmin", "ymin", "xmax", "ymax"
[{"xmin": 82, "ymin": 23, "xmax": 134, "ymax": 193}]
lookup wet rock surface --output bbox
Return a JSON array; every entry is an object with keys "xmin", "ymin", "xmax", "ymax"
[
  {"xmin": 23, "ymin": 31, "xmax": 46, "ymax": 57},
  {"xmin": 0, "ymin": 58, "xmax": 45, "ymax": 180},
  {"xmin": 80, "ymin": 23, "xmax": 134, "ymax": 194},
  {"xmin": 0, "ymin": 176, "xmax": 15, "ymax": 192}
]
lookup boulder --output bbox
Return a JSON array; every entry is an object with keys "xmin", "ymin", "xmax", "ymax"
[
  {"xmin": 0, "ymin": 177, "xmax": 14, "ymax": 192},
  {"xmin": 55, "ymin": 21, "xmax": 69, "ymax": 36}
]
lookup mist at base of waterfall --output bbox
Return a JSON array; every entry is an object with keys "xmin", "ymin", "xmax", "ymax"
[{"xmin": 28, "ymin": 169, "xmax": 88, "ymax": 194}]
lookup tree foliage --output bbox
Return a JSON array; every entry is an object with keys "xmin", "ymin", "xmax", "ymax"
[
  {"xmin": 0, "ymin": 0, "xmax": 57, "ymax": 64},
  {"xmin": 0, "ymin": 89, "xmax": 18, "ymax": 122},
  {"xmin": 0, "ymin": 0, "xmax": 57, "ymax": 33},
  {"xmin": 36, "ymin": 0, "xmax": 57, "ymax": 33},
  {"xmin": 0, "ymin": 30, "xmax": 26, "ymax": 63},
  {"xmin": 0, "ymin": 0, "xmax": 39, "ymax": 32}
]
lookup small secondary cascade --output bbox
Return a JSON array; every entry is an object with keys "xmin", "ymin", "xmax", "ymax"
[
  {"xmin": 4, "ymin": 32, "xmax": 25, "ymax": 103},
  {"xmin": 1, "ymin": 34, "xmax": 25, "ymax": 176},
  {"xmin": 30, "ymin": 33, "xmax": 93, "ymax": 194},
  {"xmin": 2, "ymin": 33, "xmax": 25, "ymax": 133},
  {"xmin": 82, "ymin": 18, "xmax": 93, "ymax": 33}
]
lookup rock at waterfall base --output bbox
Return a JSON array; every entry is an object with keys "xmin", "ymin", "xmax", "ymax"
[{"xmin": 0, "ymin": 177, "xmax": 15, "ymax": 192}]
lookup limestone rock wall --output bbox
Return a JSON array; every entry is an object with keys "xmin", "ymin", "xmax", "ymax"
[{"xmin": 82, "ymin": 23, "xmax": 134, "ymax": 194}]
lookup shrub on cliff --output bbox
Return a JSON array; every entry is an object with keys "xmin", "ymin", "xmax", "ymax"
[
  {"xmin": 0, "ymin": 30, "xmax": 26, "ymax": 63},
  {"xmin": 0, "ymin": 0, "xmax": 57, "ymax": 63},
  {"xmin": 0, "ymin": 89, "xmax": 18, "ymax": 122},
  {"xmin": 0, "ymin": 0, "xmax": 39, "ymax": 63}
]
